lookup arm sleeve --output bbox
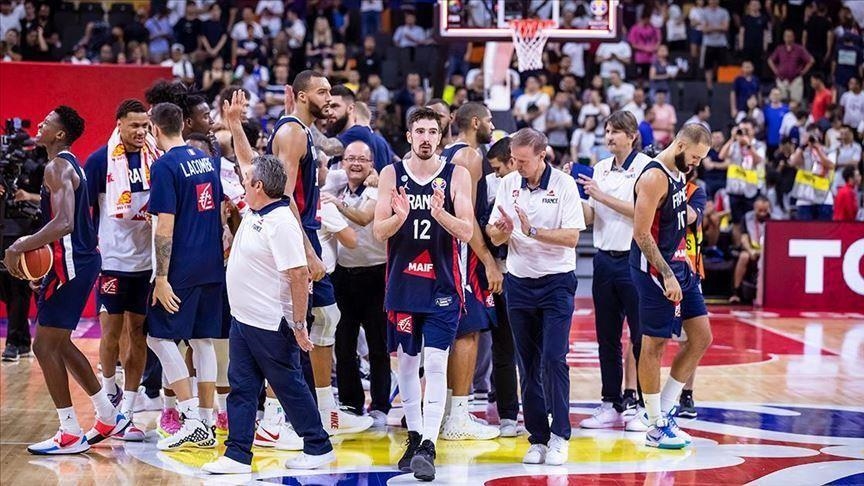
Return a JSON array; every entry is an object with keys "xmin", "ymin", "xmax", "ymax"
[
  {"xmin": 147, "ymin": 162, "xmax": 177, "ymax": 215},
  {"xmin": 269, "ymin": 213, "xmax": 308, "ymax": 271}
]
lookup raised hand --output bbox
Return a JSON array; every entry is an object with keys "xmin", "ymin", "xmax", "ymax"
[
  {"xmin": 222, "ymin": 89, "xmax": 248, "ymax": 125},
  {"xmin": 576, "ymin": 174, "xmax": 602, "ymax": 199},
  {"xmin": 493, "ymin": 205, "xmax": 514, "ymax": 235},
  {"xmin": 283, "ymin": 85, "xmax": 295, "ymax": 115},
  {"xmin": 430, "ymin": 187, "xmax": 445, "ymax": 221},
  {"xmin": 514, "ymin": 205, "xmax": 531, "ymax": 236},
  {"xmin": 391, "ymin": 186, "xmax": 410, "ymax": 221}
]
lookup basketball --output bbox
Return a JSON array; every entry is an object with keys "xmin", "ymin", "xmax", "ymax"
[{"xmin": 19, "ymin": 245, "xmax": 52, "ymax": 280}]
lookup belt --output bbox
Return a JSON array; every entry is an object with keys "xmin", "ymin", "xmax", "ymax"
[{"xmin": 599, "ymin": 249, "xmax": 629, "ymax": 258}]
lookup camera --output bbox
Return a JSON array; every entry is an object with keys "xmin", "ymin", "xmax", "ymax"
[
  {"xmin": 1, "ymin": 118, "xmax": 43, "ymax": 241},
  {"xmin": 808, "ymin": 135, "xmax": 818, "ymax": 146}
]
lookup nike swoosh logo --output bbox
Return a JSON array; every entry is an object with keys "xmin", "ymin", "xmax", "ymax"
[
  {"xmin": 258, "ymin": 429, "xmax": 279, "ymax": 441},
  {"xmin": 58, "ymin": 434, "xmax": 80, "ymax": 448}
]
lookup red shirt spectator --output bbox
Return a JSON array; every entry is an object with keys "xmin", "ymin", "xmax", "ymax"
[
  {"xmin": 810, "ymin": 73, "xmax": 834, "ymax": 121},
  {"xmin": 833, "ymin": 168, "xmax": 861, "ymax": 221}
]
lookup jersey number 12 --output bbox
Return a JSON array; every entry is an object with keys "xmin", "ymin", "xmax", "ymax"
[{"xmin": 413, "ymin": 219, "xmax": 431, "ymax": 240}]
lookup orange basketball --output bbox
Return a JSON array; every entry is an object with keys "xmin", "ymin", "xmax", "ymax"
[{"xmin": 19, "ymin": 245, "xmax": 53, "ymax": 280}]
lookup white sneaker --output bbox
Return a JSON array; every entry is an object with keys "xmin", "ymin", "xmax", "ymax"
[
  {"xmin": 440, "ymin": 412, "xmax": 500, "ymax": 440},
  {"xmin": 579, "ymin": 402, "xmax": 625, "ymax": 429},
  {"xmin": 133, "ymin": 391, "xmax": 162, "ymax": 413},
  {"xmin": 285, "ymin": 450, "xmax": 336, "ymax": 470},
  {"xmin": 522, "ymin": 443, "xmax": 548, "ymax": 464},
  {"xmin": 202, "ymin": 456, "xmax": 252, "ymax": 474},
  {"xmin": 275, "ymin": 423, "xmax": 303, "ymax": 451},
  {"xmin": 320, "ymin": 407, "xmax": 373, "ymax": 436},
  {"xmin": 625, "ymin": 408, "xmax": 649, "ymax": 432},
  {"xmin": 666, "ymin": 411, "xmax": 692, "ymax": 444},
  {"xmin": 156, "ymin": 418, "xmax": 216, "ymax": 451},
  {"xmin": 368, "ymin": 410, "xmax": 388, "ymax": 428},
  {"xmin": 253, "ymin": 419, "xmax": 283, "ymax": 448},
  {"xmin": 545, "ymin": 434, "xmax": 569, "ymax": 466},
  {"xmin": 645, "ymin": 417, "xmax": 688, "ymax": 449},
  {"xmin": 499, "ymin": 419, "xmax": 518, "ymax": 437}
]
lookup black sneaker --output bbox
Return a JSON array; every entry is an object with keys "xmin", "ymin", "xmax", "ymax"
[
  {"xmin": 410, "ymin": 439, "xmax": 436, "ymax": 482},
  {"xmin": 16, "ymin": 345, "xmax": 32, "ymax": 358},
  {"xmin": 2, "ymin": 343, "xmax": 19, "ymax": 362},
  {"xmin": 622, "ymin": 390, "xmax": 638, "ymax": 412},
  {"xmin": 677, "ymin": 393, "xmax": 697, "ymax": 419},
  {"xmin": 397, "ymin": 431, "xmax": 422, "ymax": 472}
]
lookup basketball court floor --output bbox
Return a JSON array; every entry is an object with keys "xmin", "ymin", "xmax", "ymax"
[{"xmin": 1, "ymin": 299, "xmax": 862, "ymax": 485}]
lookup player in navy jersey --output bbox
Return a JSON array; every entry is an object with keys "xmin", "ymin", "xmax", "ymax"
[
  {"xmin": 4, "ymin": 106, "xmax": 130, "ymax": 455},
  {"xmin": 147, "ymin": 102, "xmax": 223, "ymax": 451},
  {"xmin": 264, "ymin": 70, "xmax": 372, "ymax": 438},
  {"xmin": 374, "ymin": 107, "xmax": 474, "ymax": 481},
  {"xmin": 630, "ymin": 124, "xmax": 713, "ymax": 450},
  {"xmin": 83, "ymin": 99, "xmax": 156, "ymax": 442},
  {"xmin": 438, "ymin": 102, "xmax": 504, "ymax": 442}
]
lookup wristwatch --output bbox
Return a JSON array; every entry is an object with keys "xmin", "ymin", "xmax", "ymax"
[
  {"xmin": 291, "ymin": 320, "xmax": 306, "ymax": 332},
  {"xmin": 528, "ymin": 226, "xmax": 538, "ymax": 238}
]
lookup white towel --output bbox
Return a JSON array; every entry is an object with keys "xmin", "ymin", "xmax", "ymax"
[{"xmin": 106, "ymin": 128, "xmax": 161, "ymax": 218}]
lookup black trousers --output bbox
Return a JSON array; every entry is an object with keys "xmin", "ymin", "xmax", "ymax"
[
  {"xmin": 332, "ymin": 264, "xmax": 391, "ymax": 414},
  {"xmin": 0, "ymin": 271, "xmax": 32, "ymax": 348},
  {"xmin": 489, "ymin": 291, "xmax": 519, "ymax": 421}
]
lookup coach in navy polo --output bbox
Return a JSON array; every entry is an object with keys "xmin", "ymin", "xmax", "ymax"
[
  {"xmin": 487, "ymin": 128, "xmax": 586, "ymax": 467},
  {"xmin": 202, "ymin": 154, "xmax": 334, "ymax": 475}
]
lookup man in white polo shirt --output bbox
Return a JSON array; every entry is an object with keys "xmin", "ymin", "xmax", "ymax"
[
  {"xmin": 487, "ymin": 128, "xmax": 586, "ymax": 466},
  {"xmin": 576, "ymin": 111, "xmax": 651, "ymax": 432},
  {"xmin": 202, "ymin": 154, "xmax": 335, "ymax": 474}
]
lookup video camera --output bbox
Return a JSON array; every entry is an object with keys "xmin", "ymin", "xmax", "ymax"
[{"xmin": 1, "ymin": 118, "xmax": 43, "ymax": 251}]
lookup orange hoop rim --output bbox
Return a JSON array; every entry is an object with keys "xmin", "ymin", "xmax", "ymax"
[{"xmin": 508, "ymin": 19, "xmax": 557, "ymax": 39}]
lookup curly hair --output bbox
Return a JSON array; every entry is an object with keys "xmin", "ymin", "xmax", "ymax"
[
  {"xmin": 145, "ymin": 80, "xmax": 207, "ymax": 119},
  {"xmin": 53, "ymin": 105, "xmax": 85, "ymax": 145}
]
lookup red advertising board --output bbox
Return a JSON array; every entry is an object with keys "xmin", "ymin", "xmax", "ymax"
[{"xmin": 763, "ymin": 221, "xmax": 864, "ymax": 312}]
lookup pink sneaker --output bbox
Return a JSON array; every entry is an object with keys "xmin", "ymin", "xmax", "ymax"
[
  {"xmin": 215, "ymin": 411, "xmax": 228, "ymax": 436},
  {"xmin": 158, "ymin": 408, "xmax": 182, "ymax": 438}
]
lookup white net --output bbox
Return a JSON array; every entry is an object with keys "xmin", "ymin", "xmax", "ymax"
[{"xmin": 509, "ymin": 20, "xmax": 556, "ymax": 72}]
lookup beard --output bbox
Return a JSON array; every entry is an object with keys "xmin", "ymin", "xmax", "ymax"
[
  {"xmin": 309, "ymin": 101, "xmax": 330, "ymax": 120},
  {"xmin": 328, "ymin": 114, "xmax": 349, "ymax": 137},
  {"xmin": 477, "ymin": 126, "xmax": 492, "ymax": 145},
  {"xmin": 674, "ymin": 151, "xmax": 690, "ymax": 173},
  {"xmin": 413, "ymin": 144, "xmax": 435, "ymax": 160}
]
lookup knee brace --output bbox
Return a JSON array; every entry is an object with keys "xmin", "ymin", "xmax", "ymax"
[
  {"xmin": 147, "ymin": 336, "xmax": 189, "ymax": 386},
  {"xmin": 310, "ymin": 303, "xmax": 340, "ymax": 347},
  {"xmin": 189, "ymin": 338, "xmax": 217, "ymax": 383}
]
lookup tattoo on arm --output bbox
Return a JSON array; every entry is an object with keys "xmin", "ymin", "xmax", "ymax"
[
  {"xmin": 155, "ymin": 235, "xmax": 173, "ymax": 277},
  {"xmin": 634, "ymin": 233, "xmax": 674, "ymax": 279}
]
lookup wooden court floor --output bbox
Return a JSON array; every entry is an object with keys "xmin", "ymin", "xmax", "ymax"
[{"xmin": 1, "ymin": 304, "xmax": 863, "ymax": 485}]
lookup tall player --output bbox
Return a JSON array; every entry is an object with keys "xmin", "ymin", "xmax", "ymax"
[
  {"xmin": 264, "ymin": 69, "xmax": 371, "ymax": 437},
  {"xmin": 630, "ymin": 124, "xmax": 713, "ymax": 449},
  {"xmin": 4, "ymin": 106, "xmax": 130, "ymax": 454},
  {"xmin": 374, "ymin": 107, "xmax": 474, "ymax": 481},
  {"xmin": 83, "ymin": 99, "xmax": 158, "ymax": 442},
  {"xmin": 438, "ymin": 102, "xmax": 502, "ymax": 441}
]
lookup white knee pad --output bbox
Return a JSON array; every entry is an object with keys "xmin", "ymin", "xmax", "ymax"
[
  {"xmin": 213, "ymin": 338, "xmax": 230, "ymax": 387},
  {"xmin": 147, "ymin": 336, "xmax": 189, "ymax": 386},
  {"xmin": 310, "ymin": 304, "xmax": 340, "ymax": 347},
  {"xmin": 189, "ymin": 338, "xmax": 217, "ymax": 383}
]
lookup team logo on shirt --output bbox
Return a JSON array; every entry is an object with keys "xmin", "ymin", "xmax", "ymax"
[
  {"xmin": 431, "ymin": 177, "xmax": 447, "ymax": 192},
  {"xmin": 395, "ymin": 313, "xmax": 413, "ymax": 334},
  {"xmin": 542, "ymin": 189, "xmax": 559, "ymax": 204},
  {"xmin": 196, "ymin": 182, "xmax": 215, "ymax": 211},
  {"xmin": 99, "ymin": 276, "xmax": 119, "ymax": 295},
  {"xmin": 404, "ymin": 249, "xmax": 436, "ymax": 279}
]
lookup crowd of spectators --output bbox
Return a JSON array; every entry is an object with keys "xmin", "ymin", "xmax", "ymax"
[{"xmin": 1, "ymin": 0, "xmax": 862, "ymax": 299}]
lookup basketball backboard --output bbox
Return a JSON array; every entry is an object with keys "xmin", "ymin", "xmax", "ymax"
[{"xmin": 438, "ymin": 0, "xmax": 619, "ymax": 41}]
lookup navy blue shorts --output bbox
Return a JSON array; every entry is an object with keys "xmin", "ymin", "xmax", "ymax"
[
  {"xmin": 37, "ymin": 258, "xmax": 100, "ymax": 330},
  {"xmin": 97, "ymin": 271, "xmax": 151, "ymax": 315},
  {"xmin": 387, "ymin": 310, "xmax": 460, "ymax": 356},
  {"xmin": 311, "ymin": 274, "xmax": 336, "ymax": 308},
  {"xmin": 456, "ymin": 290, "xmax": 496, "ymax": 337},
  {"xmin": 220, "ymin": 283, "xmax": 232, "ymax": 339},
  {"xmin": 147, "ymin": 282, "xmax": 224, "ymax": 340},
  {"xmin": 630, "ymin": 267, "xmax": 707, "ymax": 339}
]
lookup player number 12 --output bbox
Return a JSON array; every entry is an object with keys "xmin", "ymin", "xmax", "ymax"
[{"xmin": 413, "ymin": 219, "xmax": 431, "ymax": 240}]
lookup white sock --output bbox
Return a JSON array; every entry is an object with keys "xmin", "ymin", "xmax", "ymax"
[
  {"xmin": 216, "ymin": 393, "xmax": 228, "ymax": 412},
  {"xmin": 164, "ymin": 395, "xmax": 177, "ymax": 410},
  {"xmin": 91, "ymin": 387, "xmax": 117, "ymax": 423},
  {"xmin": 450, "ymin": 396, "xmax": 468, "ymax": 419},
  {"xmin": 102, "ymin": 374, "xmax": 116, "ymax": 393},
  {"xmin": 262, "ymin": 397, "xmax": 282, "ymax": 426},
  {"xmin": 57, "ymin": 406, "xmax": 82, "ymax": 435},
  {"xmin": 644, "ymin": 392, "xmax": 662, "ymax": 425},
  {"xmin": 660, "ymin": 377, "xmax": 686, "ymax": 416},
  {"xmin": 444, "ymin": 389, "xmax": 453, "ymax": 417},
  {"xmin": 396, "ymin": 347, "xmax": 423, "ymax": 433},
  {"xmin": 199, "ymin": 407, "xmax": 213, "ymax": 426},
  {"xmin": 120, "ymin": 390, "xmax": 138, "ymax": 416},
  {"xmin": 178, "ymin": 398, "xmax": 200, "ymax": 420},
  {"xmin": 315, "ymin": 386, "xmax": 338, "ymax": 410},
  {"xmin": 421, "ymin": 347, "xmax": 449, "ymax": 444}
]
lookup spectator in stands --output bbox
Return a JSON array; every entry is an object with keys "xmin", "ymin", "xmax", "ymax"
[
  {"xmin": 161, "ymin": 43, "xmax": 195, "ymax": 85},
  {"xmin": 392, "ymin": 8, "xmax": 430, "ymax": 48},
  {"xmin": 0, "ymin": 0, "xmax": 24, "ymax": 39},
  {"xmin": 685, "ymin": 103, "xmax": 712, "ymax": 132},
  {"xmin": 628, "ymin": 11, "xmax": 661, "ymax": 80},
  {"xmin": 562, "ymin": 41, "xmax": 588, "ymax": 79},
  {"xmin": 687, "ymin": 0, "xmax": 705, "ymax": 60},
  {"xmin": 146, "ymin": 7, "xmax": 172, "ymax": 63},
  {"xmin": 790, "ymin": 131, "xmax": 835, "ymax": 221},
  {"xmin": 70, "ymin": 43, "xmax": 90, "ymax": 65},
  {"xmin": 802, "ymin": 2, "xmax": 834, "ymax": 74},
  {"xmin": 255, "ymin": 1, "xmax": 283, "ymax": 38},
  {"xmin": 768, "ymin": 29, "xmax": 814, "ymax": 105},
  {"xmin": 721, "ymin": 119, "xmax": 766, "ymax": 240},
  {"xmin": 650, "ymin": 89, "xmax": 677, "ymax": 147},
  {"xmin": 700, "ymin": 0, "xmax": 730, "ymax": 94},
  {"xmin": 810, "ymin": 73, "xmax": 835, "ymax": 122},
  {"xmin": 665, "ymin": 2, "xmax": 687, "ymax": 53},
  {"xmin": 763, "ymin": 88, "xmax": 789, "ymax": 156},
  {"xmin": 834, "ymin": 125, "xmax": 863, "ymax": 189},
  {"xmin": 231, "ymin": 7, "xmax": 264, "ymax": 66},
  {"xmin": 395, "ymin": 71, "xmax": 423, "ymax": 129},
  {"xmin": 730, "ymin": 196, "xmax": 770, "ymax": 303},
  {"xmin": 173, "ymin": 2, "xmax": 201, "ymax": 60},
  {"xmin": 595, "ymin": 39, "xmax": 632, "ymax": 81},
  {"xmin": 199, "ymin": 3, "xmax": 228, "ymax": 63},
  {"xmin": 357, "ymin": 35, "xmax": 380, "ymax": 80},
  {"xmin": 701, "ymin": 130, "xmax": 727, "ymax": 197},
  {"xmin": 2, "ymin": 27, "xmax": 21, "ymax": 61},
  {"xmin": 730, "ymin": 61, "xmax": 760, "ymax": 120},
  {"xmin": 834, "ymin": 166, "xmax": 862, "ymax": 221},
  {"xmin": 202, "ymin": 56, "xmax": 231, "ymax": 103},
  {"xmin": 648, "ymin": 44, "xmax": 676, "ymax": 102},
  {"xmin": 514, "ymin": 76, "xmax": 551, "ymax": 132},
  {"xmin": 638, "ymin": 108, "xmax": 655, "ymax": 149},
  {"xmin": 840, "ymin": 76, "xmax": 864, "ymax": 133},
  {"xmin": 570, "ymin": 115, "xmax": 598, "ymax": 165},
  {"xmin": 605, "ymin": 71, "xmax": 635, "ymax": 111},
  {"xmin": 96, "ymin": 42, "xmax": 116, "ymax": 64},
  {"xmin": 738, "ymin": 1, "xmax": 769, "ymax": 77},
  {"xmin": 331, "ymin": 42, "xmax": 355, "ymax": 83},
  {"xmin": 360, "ymin": 0, "xmax": 383, "ymax": 40},
  {"xmin": 578, "ymin": 89, "xmax": 610, "ymax": 138},
  {"xmin": 832, "ymin": 34, "xmax": 864, "ymax": 97},
  {"xmin": 547, "ymin": 92, "xmax": 573, "ymax": 162},
  {"xmin": 306, "ymin": 16, "xmax": 335, "ymax": 68},
  {"xmin": 834, "ymin": 6, "xmax": 861, "ymax": 43},
  {"xmin": 622, "ymin": 88, "xmax": 647, "ymax": 124},
  {"xmin": 19, "ymin": 22, "xmax": 49, "ymax": 61}
]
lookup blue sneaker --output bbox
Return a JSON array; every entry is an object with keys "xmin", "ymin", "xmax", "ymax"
[
  {"xmin": 108, "ymin": 384, "xmax": 123, "ymax": 408},
  {"xmin": 645, "ymin": 417, "xmax": 688, "ymax": 449},
  {"xmin": 28, "ymin": 429, "xmax": 90, "ymax": 455},
  {"xmin": 666, "ymin": 407, "xmax": 692, "ymax": 444}
]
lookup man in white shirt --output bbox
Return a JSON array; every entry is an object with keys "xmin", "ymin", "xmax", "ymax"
[
  {"xmin": 840, "ymin": 76, "xmax": 864, "ymax": 132},
  {"xmin": 202, "ymin": 154, "xmax": 335, "ymax": 475},
  {"xmin": 595, "ymin": 40, "xmax": 632, "ymax": 80},
  {"xmin": 684, "ymin": 103, "xmax": 712, "ymax": 132},
  {"xmin": 622, "ymin": 88, "xmax": 647, "ymax": 124},
  {"xmin": 606, "ymin": 71, "xmax": 636, "ymax": 110},
  {"xmin": 487, "ymin": 128, "xmax": 585, "ymax": 467},
  {"xmin": 0, "ymin": 0, "xmax": 24, "ymax": 39},
  {"xmin": 513, "ymin": 76, "xmax": 551, "ymax": 132},
  {"xmin": 161, "ymin": 44, "xmax": 195, "ymax": 85},
  {"xmin": 393, "ymin": 9, "xmax": 431, "ymax": 48}
]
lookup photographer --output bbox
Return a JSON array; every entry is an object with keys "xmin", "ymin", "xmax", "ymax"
[
  {"xmin": 789, "ymin": 130, "xmax": 836, "ymax": 221},
  {"xmin": 720, "ymin": 118, "xmax": 766, "ymax": 244},
  {"xmin": 1, "ymin": 121, "xmax": 44, "ymax": 362}
]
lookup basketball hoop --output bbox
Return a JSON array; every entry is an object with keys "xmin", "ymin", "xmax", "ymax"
[{"xmin": 508, "ymin": 19, "xmax": 556, "ymax": 72}]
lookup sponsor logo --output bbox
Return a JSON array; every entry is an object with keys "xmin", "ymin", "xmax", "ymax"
[
  {"xmin": 330, "ymin": 410, "xmax": 339, "ymax": 429},
  {"xmin": 547, "ymin": 189, "xmax": 555, "ymax": 197},
  {"xmin": 674, "ymin": 301, "xmax": 681, "ymax": 318},
  {"xmin": 395, "ymin": 313, "xmax": 413, "ymax": 334},
  {"xmin": 485, "ymin": 293, "xmax": 495, "ymax": 308},
  {"xmin": 431, "ymin": 177, "xmax": 447, "ymax": 192},
  {"xmin": 436, "ymin": 296, "xmax": 453, "ymax": 307},
  {"xmin": 788, "ymin": 238, "xmax": 864, "ymax": 296},
  {"xmin": 404, "ymin": 250, "xmax": 436, "ymax": 279},
  {"xmin": 117, "ymin": 191, "xmax": 132, "ymax": 205},
  {"xmin": 100, "ymin": 277, "xmax": 118, "ymax": 295},
  {"xmin": 196, "ymin": 183, "xmax": 215, "ymax": 211},
  {"xmin": 512, "ymin": 190, "xmax": 520, "ymax": 198},
  {"xmin": 401, "ymin": 175, "xmax": 409, "ymax": 183}
]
